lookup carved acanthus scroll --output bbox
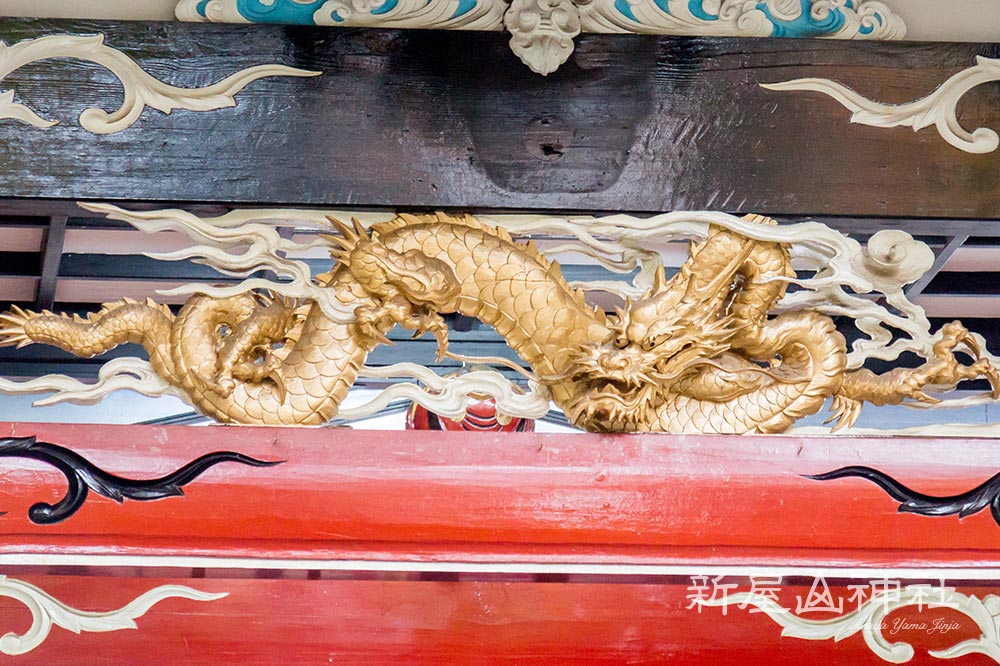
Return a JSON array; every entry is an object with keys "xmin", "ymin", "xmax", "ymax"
[{"xmin": 763, "ymin": 56, "xmax": 1000, "ymax": 154}]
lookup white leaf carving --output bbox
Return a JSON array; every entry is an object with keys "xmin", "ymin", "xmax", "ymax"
[
  {"xmin": 0, "ymin": 34, "xmax": 320, "ymax": 135},
  {"xmin": 0, "ymin": 89, "xmax": 57, "ymax": 129},
  {"xmin": 762, "ymin": 56, "xmax": 1000, "ymax": 154},
  {"xmin": 0, "ymin": 576, "xmax": 226, "ymax": 655}
]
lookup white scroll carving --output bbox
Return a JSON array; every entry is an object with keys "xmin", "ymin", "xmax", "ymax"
[
  {"xmin": 699, "ymin": 586, "xmax": 1000, "ymax": 664},
  {"xmin": 762, "ymin": 56, "xmax": 1000, "ymax": 154},
  {"xmin": 0, "ymin": 576, "xmax": 226, "ymax": 655},
  {"xmin": 0, "ymin": 34, "xmax": 320, "ymax": 135}
]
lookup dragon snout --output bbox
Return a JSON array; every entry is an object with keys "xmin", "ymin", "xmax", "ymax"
[{"xmin": 599, "ymin": 351, "xmax": 635, "ymax": 373}]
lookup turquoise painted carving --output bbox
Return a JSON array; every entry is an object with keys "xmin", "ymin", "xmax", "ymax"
[
  {"xmin": 202, "ymin": 0, "xmax": 325, "ymax": 24},
  {"xmin": 178, "ymin": 0, "xmax": 903, "ymax": 38},
  {"xmin": 579, "ymin": 0, "xmax": 906, "ymax": 40},
  {"xmin": 180, "ymin": 0, "xmax": 504, "ymax": 27},
  {"xmin": 175, "ymin": 0, "xmax": 905, "ymax": 76}
]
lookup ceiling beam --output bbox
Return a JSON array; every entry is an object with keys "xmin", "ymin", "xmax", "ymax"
[
  {"xmin": 905, "ymin": 234, "xmax": 969, "ymax": 299},
  {"xmin": 34, "ymin": 215, "xmax": 67, "ymax": 311}
]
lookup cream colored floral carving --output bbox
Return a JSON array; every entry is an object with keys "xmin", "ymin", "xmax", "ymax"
[
  {"xmin": 177, "ymin": 0, "xmax": 906, "ymax": 75},
  {"xmin": 504, "ymin": 0, "xmax": 581, "ymax": 75}
]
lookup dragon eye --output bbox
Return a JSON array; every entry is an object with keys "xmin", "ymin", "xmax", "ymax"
[{"xmin": 641, "ymin": 333, "xmax": 670, "ymax": 352}]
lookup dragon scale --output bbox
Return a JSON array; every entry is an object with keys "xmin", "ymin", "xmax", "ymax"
[{"xmin": 0, "ymin": 212, "xmax": 996, "ymax": 433}]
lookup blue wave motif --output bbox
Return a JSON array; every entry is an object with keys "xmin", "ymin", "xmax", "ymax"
[
  {"xmin": 755, "ymin": 0, "xmax": 848, "ymax": 38},
  {"xmin": 610, "ymin": 1, "xmax": 885, "ymax": 38},
  {"xmin": 196, "ymin": 0, "xmax": 470, "ymax": 23}
]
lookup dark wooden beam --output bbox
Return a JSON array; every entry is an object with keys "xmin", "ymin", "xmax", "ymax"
[
  {"xmin": 0, "ymin": 20, "xmax": 999, "ymax": 219},
  {"xmin": 906, "ymin": 235, "xmax": 969, "ymax": 299},
  {"xmin": 34, "ymin": 215, "xmax": 66, "ymax": 310}
]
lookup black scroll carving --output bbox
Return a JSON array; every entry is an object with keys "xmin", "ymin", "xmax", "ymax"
[
  {"xmin": 807, "ymin": 466, "xmax": 1000, "ymax": 527},
  {"xmin": 0, "ymin": 436, "xmax": 282, "ymax": 524}
]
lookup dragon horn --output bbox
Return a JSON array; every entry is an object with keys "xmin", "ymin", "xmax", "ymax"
[
  {"xmin": 651, "ymin": 264, "xmax": 667, "ymax": 293},
  {"xmin": 324, "ymin": 216, "xmax": 371, "ymax": 263},
  {"xmin": 351, "ymin": 216, "xmax": 368, "ymax": 238}
]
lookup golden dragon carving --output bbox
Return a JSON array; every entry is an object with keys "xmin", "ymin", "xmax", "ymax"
[{"xmin": 1, "ymin": 212, "xmax": 997, "ymax": 433}]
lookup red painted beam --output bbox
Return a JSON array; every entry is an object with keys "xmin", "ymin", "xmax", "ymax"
[
  {"xmin": 0, "ymin": 573, "xmax": 993, "ymax": 666},
  {"xmin": 0, "ymin": 422, "xmax": 998, "ymax": 568}
]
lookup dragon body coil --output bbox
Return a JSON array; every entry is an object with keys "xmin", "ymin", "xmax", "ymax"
[{"xmin": 2, "ymin": 212, "xmax": 996, "ymax": 433}]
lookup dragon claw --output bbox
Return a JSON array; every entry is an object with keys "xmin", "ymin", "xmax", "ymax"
[
  {"xmin": 826, "ymin": 395, "xmax": 862, "ymax": 432},
  {"xmin": 962, "ymin": 333, "xmax": 982, "ymax": 359},
  {"xmin": 267, "ymin": 370, "xmax": 288, "ymax": 403},
  {"xmin": 432, "ymin": 327, "xmax": 450, "ymax": 363},
  {"xmin": 912, "ymin": 390, "xmax": 942, "ymax": 405}
]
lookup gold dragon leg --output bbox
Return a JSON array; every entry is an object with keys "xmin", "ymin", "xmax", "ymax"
[
  {"xmin": 829, "ymin": 321, "xmax": 1000, "ymax": 430},
  {"xmin": 212, "ymin": 296, "xmax": 305, "ymax": 400},
  {"xmin": 166, "ymin": 287, "xmax": 371, "ymax": 426},
  {"xmin": 661, "ymin": 311, "xmax": 848, "ymax": 434},
  {"xmin": 0, "ymin": 300, "xmax": 177, "ymax": 380},
  {"xmin": 358, "ymin": 213, "xmax": 612, "ymax": 415}
]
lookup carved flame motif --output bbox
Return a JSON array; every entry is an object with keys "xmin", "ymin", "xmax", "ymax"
[{"xmin": 1, "ymin": 212, "xmax": 997, "ymax": 433}]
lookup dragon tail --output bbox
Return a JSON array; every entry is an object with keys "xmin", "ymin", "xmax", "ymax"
[{"xmin": 0, "ymin": 299, "xmax": 174, "ymax": 362}]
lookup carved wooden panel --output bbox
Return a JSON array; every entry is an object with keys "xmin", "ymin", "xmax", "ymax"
[{"xmin": 0, "ymin": 20, "xmax": 999, "ymax": 217}]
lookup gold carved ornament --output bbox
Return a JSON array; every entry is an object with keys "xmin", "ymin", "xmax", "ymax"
[{"xmin": 0, "ymin": 213, "xmax": 996, "ymax": 433}]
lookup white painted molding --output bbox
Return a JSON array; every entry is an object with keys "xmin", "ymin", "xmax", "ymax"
[
  {"xmin": 762, "ymin": 55, "xmax": 1000, "ymax": 154},
  {"xmin": 0, "ymin": 33, "xmax": 320, "ymax": 134},
  {"xmin": 175, "ymin": 0, "xmax": 905, "ymax": 75},
  {"xmin": 0, "ymin": 575, "xmax": 226, "ymax": 655},
  {"xmin": 700, "ymin": 586, "xmax": 1000, "ymax": 664},
  {"xmin": 10, "ymin": 553, "xmax": 1000, "ymax": 580}
]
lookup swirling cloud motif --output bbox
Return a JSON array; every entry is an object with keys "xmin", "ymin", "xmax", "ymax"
[
  {"xmin": 0, "ymin": 577, "xmax": 226, "ymax": 655},
  {"xmin": 579, "ymin": 0, "xmax": 906, "ymax": 39},
  {"xmin": 0, "ymin": 436, "xmax": 282, "ymax": 525},
  {"xmin": 762, "ymin": 56, "xmax": 1000, "ymax": 154},
  {"xmin": 177, "ymin": 0, "xmax": 505, "ymax": 29},
  {"xmin": 5, "ymin": 204, "xmax": 991, "ymax": 433},
  {"xmin": 699, "ymin": 587, "xmax": 1000, "ymax": 664},
  {"xmin": 0, "ymin": 33, "xmax": 320, "ymax": 135}
]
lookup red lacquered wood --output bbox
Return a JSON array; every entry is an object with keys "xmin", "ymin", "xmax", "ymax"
[
  {"xmin": 1, "ymin": 573, "xmax": 994, "ymax": 666},
  {"xmin": 1, "ymin": 422, "xmax": 1000, "ymax": 566}
]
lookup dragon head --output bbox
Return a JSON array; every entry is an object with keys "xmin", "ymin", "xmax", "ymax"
[{"xmin": 562, "ymin": 238, "xmax": 755, "ymax": 431}]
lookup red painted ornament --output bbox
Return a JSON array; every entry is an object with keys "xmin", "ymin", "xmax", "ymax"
[{"xmin": 406, "ymin": 393, "xmax": 535, "ymax": 432}]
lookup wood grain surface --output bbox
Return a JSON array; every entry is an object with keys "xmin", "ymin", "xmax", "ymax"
[{"xmin": 0, "ymin": 20, "xmax": 999, "ymax": 217}]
